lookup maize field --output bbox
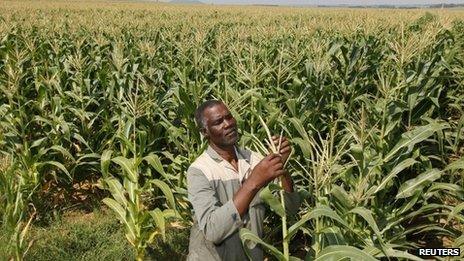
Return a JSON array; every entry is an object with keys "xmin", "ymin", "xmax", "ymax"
[{"xmin": 1, "ymin": 0, "xmax": 464, "ymax": 260}]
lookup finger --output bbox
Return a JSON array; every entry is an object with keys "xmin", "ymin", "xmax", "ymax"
[
  {"xmin": 273, "ymin": 169, "xmax": 286, "ymax": 178},
  {"xmin": 279, "ymin": 146, "xmax": 290, "ymax": 153},
  {"xmin": 275, "ymin": 138, "xmax": 288, "ymax": 147},
  {"xmin": 266, "ymin": 153, "xmax": 281, "ymax": 161},
  {"xmin": 280, "ymin": 142, "xmax": 290, "ymax": 149},
  {"xmin": 270, "ymin": 156, "xmax": 283, "ymax": 165},
  {"xmin": 273, "ymin": 162, "xmax": 283, "ymax": 170},
  {"xmin": 280, "ymin": 147, "xmax": 291, "ymax": 154},
  {"xmin": 263, "ymin": 154, "xmax": 274, "ymax": 162},
  {"xmin": 272, "ymin": 137, "xmax": 280, "ymax": 145}
]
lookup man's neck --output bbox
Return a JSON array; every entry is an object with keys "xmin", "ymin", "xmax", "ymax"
[{"xmin": 209, "ymin": 143, "xmax": 237, "ymax": 162}]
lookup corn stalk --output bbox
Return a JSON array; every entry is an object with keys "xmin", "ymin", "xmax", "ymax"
[
  {"xmin": 241, "ymin": 115, "xmax": 296, "ymax": 260},
  {"xmin": 100, "ymin": 79, "xmax": 178, "ymax": 260}
]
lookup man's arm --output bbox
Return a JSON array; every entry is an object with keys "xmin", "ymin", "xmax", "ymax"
[
  {"xmin": 187, "ymin": 154, "xmax": 286, "ymax": 244},
  {"xmin": 187, "ymin": 167, "xmax": 244, "ymax": 244},
  {"xmin": 234, "ymin": 153, "xmax": 287, "ymax": 217}
]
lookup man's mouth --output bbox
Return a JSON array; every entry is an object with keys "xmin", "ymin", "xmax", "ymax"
[{"xmin": 225, "ymin": 129, "xmax": 237, "ymax": 137}]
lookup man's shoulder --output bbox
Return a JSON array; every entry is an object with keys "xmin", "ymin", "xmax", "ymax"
[{"xmin": 187, "ymin": 151, "xmax": 211, "ymax": 174}]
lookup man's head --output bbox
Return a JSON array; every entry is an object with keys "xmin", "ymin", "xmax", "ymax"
[{"xmin": 195, "ymin": 100, "xmax": 238, "ymax": 147}]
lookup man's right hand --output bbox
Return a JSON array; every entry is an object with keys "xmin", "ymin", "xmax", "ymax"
[
  {"xmin": 233, "ymin": 153, "xmax": 286, "ymax": 217},
  {"xmin": 248, "ymin": 153, "xmax": 286, "ymax": 189}
]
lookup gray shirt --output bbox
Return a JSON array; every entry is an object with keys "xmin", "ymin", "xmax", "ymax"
[{"xmin": 186, "ymin": 145, "xmax": 301, "ymax": 261}]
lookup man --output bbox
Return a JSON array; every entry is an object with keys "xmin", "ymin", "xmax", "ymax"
[{"xmin": 187, "ymin": 100, "xmax": 300, "ymax": 261}]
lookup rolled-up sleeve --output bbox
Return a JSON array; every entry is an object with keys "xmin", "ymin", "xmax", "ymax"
[{"xmin": 187, "ymin": 167, "xmax": 244, "ymax": 244}]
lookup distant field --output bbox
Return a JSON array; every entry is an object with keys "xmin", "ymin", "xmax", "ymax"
[
  {"xmin": 2, "ymin": 0, "xmax": 464, "ymax": 33},
  {"xmin": 1, "ymin": 1, "xmax": 463, "ymax": 260}
]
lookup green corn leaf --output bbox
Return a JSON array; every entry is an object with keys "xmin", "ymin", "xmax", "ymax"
[
  {"xmin": 260, "ymin": 185, "xmax": 285, "ymax": 217},
  {"xmin": 396, "ymin": 169, "xmax": 441, "ymax": 199},
  {"xmin": 47, "ymin": 145, "xmax": 75, "ymax": 162},
  {"xmin": 116, "ymin": 134, "xmax": 135, "ymax": 155},
  {"xmin": 72, "ymin": 132, "xmax": 92, "ymax": 151},
  {"xmin": 124, "ymin": 178, "xmax": 137, "ymax": 204},
  {"xmin": 330, "ymin": 185, "xmax": 353, "ymax": 210},
  {"xmin": 288, "ymin": 117, "xmax": 309, "ymax": 141},
  {"xmin": 426, "ymin": 182, "xmax": 464, "ymax": 200},
  {"xmin": 73, "ymin": 153, "xmax": 101, "ymax": 171},
  {"xmin": 143, "ymin": 154, "xmax": 169, "ymax": 181},
  {"xmin": 384, "ymin": 122, "xmax": 448, "ymax": 162},
  {"xmin": 150, "ymin": 208, "xmax": 166, "ymax": 241},
  {"xmin": 445, "ymin": 157, "xmax": 464, "ymax": 171},
  {"xmin": 123, "ymin": 119, "xmax": 132, "ymax": 139},
  {"xmin": 397, "ymin": 192, "xmax": 421, "ymax": 215},
  {"xmin": 447, "ymin": 203, "xmax": 464, "ymax": 223},
  {"xmin": 315, "ymin": 245, "xmax": 377, "ymax": 261},
  {"xmin": 163, "ymin": 209, "xmax": 182, "ymax": 219},
  {"xmin": 364, "ymin": 246, "xmax": 424, "ymax": 261},
  {"xmin": 349, "ymin": 207, "xmax": 385, "ymax": 246},
  {"xmin": 103, "ymin": 198, "xmax": 126, "ymax": 223},
  {"xmin": 292, "ymin": 137, "xmax": 312, "ymax": 158},
  {"xmin": 453, "ymin": 234, "xmax": 464, "ymax": 247},
  {"xmin": 240, "ymin": 228, "xmax": 286, "ymax": 260},
  {"xmin": 286, "ymin": 99, "xmax": 297, "ymax": 116},
  {"xmin": 101, "ymin": 150, "xmax": 113, "ymax": 177},
  {"xmin": 287, "ymin": 205, "xmax": 349, "ymax": 240},
  {"xmin": 373, "ymin": 158, "xmax": 417, "ymax": 194},
  {"xmin": 30, "ymin": 137, "xmax": 47, "ymax": 148},
  {"xmin": 76, "ymin": 153, "xmax": 101, "ymax": 163},
  {"xmin": 151, "ymin": 179, "xmax": 176, "ymax": 210},
  {"xmin": 112, "ymin": 156, "xmax": 138, "ymax": 183},
  {"xmin": 105, "ymin": 178, "xmax": 127, "ymax": 207},
  {"xmin": 138, "ymin": 130, "xmax": 147, "ymax": 154},
  {"xmin": 320, "ymin": 226, "xmax": 347, "ymax": 246},
  {"xmin": 40, "ymin": 161, "xmax": 71, "ymax": 180},
  {"xmin": 103, "ymin": 197, "xmax": 136, "ymax": 242}
]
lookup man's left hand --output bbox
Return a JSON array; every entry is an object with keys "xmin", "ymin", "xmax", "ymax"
[{"xmin": 271, "ymin": 135, "xmax": 291, "ymax": 164}]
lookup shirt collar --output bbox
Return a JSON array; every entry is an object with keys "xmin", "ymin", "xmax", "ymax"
[
  {"xmin": 206, "ymin": 145, "xmax": 224, "ymax": 162},
  {"xmin": 206, "ymin": 144, "xmax": 252, "ymax": 182}
]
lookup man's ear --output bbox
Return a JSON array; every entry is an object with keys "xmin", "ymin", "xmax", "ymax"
[{"xmin": 200, "ymin": 127, "xmax": 209, "ymax": 139}]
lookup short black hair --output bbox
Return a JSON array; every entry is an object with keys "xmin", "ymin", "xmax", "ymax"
[{"xmin": 194, "ymin": 100, "xmax": 223, "ymax": 130}]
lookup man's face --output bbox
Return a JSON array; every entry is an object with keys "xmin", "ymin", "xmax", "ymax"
[{"xmin": 202, "ymin": 103, "xmax": 238, "ymax": 147}]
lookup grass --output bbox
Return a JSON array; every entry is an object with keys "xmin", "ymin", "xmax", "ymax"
[{"xmin": 22, "ymin": 208, "xmax": 188, "ymax": 261}]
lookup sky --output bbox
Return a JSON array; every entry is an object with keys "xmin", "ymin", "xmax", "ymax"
[{"xmin": 201, "ymin": 0, "xmax": 464, "ymax": 5}]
